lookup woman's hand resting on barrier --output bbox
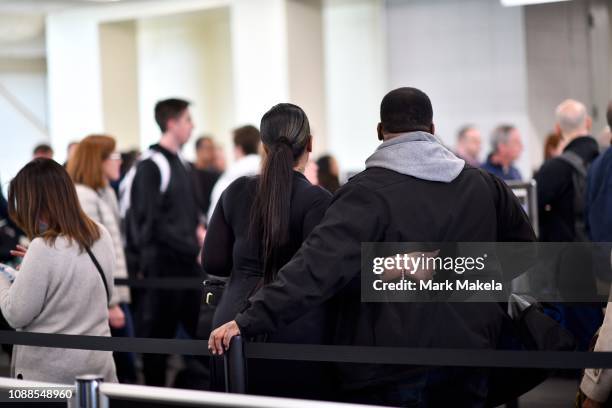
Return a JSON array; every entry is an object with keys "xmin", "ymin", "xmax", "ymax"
[{"xmin": 208, "ymin": 320, "xmax": 241, "ymax": 355}]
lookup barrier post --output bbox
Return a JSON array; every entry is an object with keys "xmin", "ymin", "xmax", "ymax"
[
  {"xmin": 224, "ymin": 335, "xmax": 247, "ymax": 394},
  {"xmin": 75, "ymin": 375, "xmax": 104, "ymax": 408}
]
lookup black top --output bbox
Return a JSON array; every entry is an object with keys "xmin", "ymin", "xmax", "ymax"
[
  {"xmin": 234, "ymin": 166, "xmax": 535, "ymax": 389},
  {"xmin": 125, "ymin": 144, "xmax": 200, "ymax": 275},
  {"xmin": 535, "ymin": 136, "xmax": 600, "ymax": 242},
  {"xmin": 202, "ymin": 171, "xmax": 332, "ymax": 342}
]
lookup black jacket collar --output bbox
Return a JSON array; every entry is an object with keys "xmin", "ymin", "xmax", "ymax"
[{"xmin": 563, "ymin": 136, "xmax": 599, "ymax": 163}]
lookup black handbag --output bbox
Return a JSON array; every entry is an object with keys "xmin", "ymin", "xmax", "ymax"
[{"xmin": 196, "ymin": 278, "xmax": 226, "ymax": 339}]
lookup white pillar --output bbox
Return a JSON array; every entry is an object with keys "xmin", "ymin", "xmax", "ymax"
[
  {"xmin": 46, "ymin": 15, "xmax": 103, "ymax": 163},
  {"xmin": 230, "ymin": 0, "xmax": 289, "ymax": 128},
  {"xmin": 323, "ymin": 0, "xmax": 387, "ymax": 174}
]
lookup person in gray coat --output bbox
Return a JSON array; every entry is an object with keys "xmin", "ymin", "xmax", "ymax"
[
  {"xmin": 0, "ymin": 159, "xmax": 117, "ymax": 384},
  {"xmin": 68, "ymin": 134, "xmax": 136, "ymax": 383}
]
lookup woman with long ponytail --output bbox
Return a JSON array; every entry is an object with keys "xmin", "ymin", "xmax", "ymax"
[{"xmin": 202, "ymin": 103, "xmax": 333, "ymax": 399}]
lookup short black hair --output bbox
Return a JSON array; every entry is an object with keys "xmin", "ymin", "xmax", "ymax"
[
  {"xmin": 233, "ymin": 125, "xmax": 260, "ymax": 155},
  {"xmin": 33, "ymin": 143, "xmax": 53, "ymax": 156},
  {"xmin": 380, "ymin": 87, "xmax": 433, "ymax": 133},
  {"xmin": 154, "ymin": 98, "xmax": 190, "ymax": 133},
  {"xmin": 195, "ymin": 136, "xmax": 213, "ymax": 150}
]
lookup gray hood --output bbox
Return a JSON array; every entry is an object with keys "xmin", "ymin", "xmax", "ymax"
[{"xmin": 365, "ymin": 131, "xmax": 465, "ymax": 183}]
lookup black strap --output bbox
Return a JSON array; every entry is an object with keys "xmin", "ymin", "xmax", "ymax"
[
  {"xmin": 558, "ymin": 151, "xmax": 588, "ymax": 178},
  {"xmin": 85, "ymin": 246, "xmax": 110, "ymax": 305}
]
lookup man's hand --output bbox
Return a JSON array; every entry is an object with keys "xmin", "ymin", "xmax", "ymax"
[
  {"xmin": 208, "ymin": 320, "xmax": 241, "ymax": 355},
  {"xmin": 382, "ymin": 250, "xmax": 439, "ymax": 282}
]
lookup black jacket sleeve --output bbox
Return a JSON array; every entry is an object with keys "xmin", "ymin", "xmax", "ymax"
[
  {"xmin": 202, "ymin": 190, "xmax": 234, "ymax": 277},
  {"xmin": 235, "ymin": 183, "xmax": 388, "ymax": 337},
  {"xmin": 130, "ymin": 160, "xmax": 163, "ymax": 273}
]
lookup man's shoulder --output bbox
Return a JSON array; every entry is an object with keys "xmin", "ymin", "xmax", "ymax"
[
  {"xmin": 588, "ymin": 148, "xmax": 612, "ymax": 178},
  {"xmin": 134, "ymin": 158, "xmax": 162, "ymax": 178},
  {"xmin": 537, "ymin": 156, "xmax": 574, "ymax": 180}
]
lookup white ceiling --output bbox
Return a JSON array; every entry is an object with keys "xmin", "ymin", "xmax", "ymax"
[
  {"xmin": 0, "ymin": 0, "xmax": 152, "ymax": 57},
  {"xmin": 0, "ymin": 0, "xmax": 155, "ymax": 15}
]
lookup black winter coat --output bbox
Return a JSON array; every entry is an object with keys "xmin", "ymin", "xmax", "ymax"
[{"xmin": 235, "ymin": 165, "xmax": 536, "ymax": 390}]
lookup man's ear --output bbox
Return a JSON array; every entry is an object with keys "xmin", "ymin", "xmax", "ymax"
[
  {"xmin": 377, "ymin": 123, "xmax": 384, "ymax": 141},
  {"xmin": 430, "ymin": 123, "xmax": 435, "ymax": 135},
  {"xmin": 554, "ymin": 123, "xmax": 562, "ymax": 138},
  {"xmin": 307, "ymin": 136, "xmax": 313, "ymax": 153},
  {"xmin": 586, "ymin": 116, "xmax": 593, "ymax": 132},
  {"xmin": 166, "ymin": 117, "xmax": 176, "ymax": 133}
]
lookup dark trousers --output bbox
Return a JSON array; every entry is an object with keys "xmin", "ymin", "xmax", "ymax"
[
  {"xmin": 133, "ymin": 249, "xmax": 202, "ymax": 386},
  {"xmin": 345, "ymin": 367, "xmax": 489, "ymax": 408},
  {"xmin": 110, "ymin": 303, "xmax": 137, "ymax": 383}
]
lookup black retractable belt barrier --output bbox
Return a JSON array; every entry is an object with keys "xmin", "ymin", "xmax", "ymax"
[
  {"xmin": 3, "ymin": 330, "xmax": 612, "ymax": 369},
  {"xmin": 114, "ymin": 278, "xmax": 201, "ymax": 289}
]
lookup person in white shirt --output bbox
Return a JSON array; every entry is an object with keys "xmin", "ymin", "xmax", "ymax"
[{"xmin": 207, "ymin": 125, "xmax": 261, "ymax": 222}]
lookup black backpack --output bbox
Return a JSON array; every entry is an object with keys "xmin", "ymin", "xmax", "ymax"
[{"xmin": 557, "ymin": 150, "xmax": 590, "ymax": 242}]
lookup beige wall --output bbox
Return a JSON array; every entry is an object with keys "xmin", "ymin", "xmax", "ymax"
[
  {"xmin": 99, "ymin": 21, "xmax": 140, "ymax": 151},
  {"xmin": 525, "ymin": 0, "xmax": 611, "ymax": 163},
  {"xmin": 0, "ymin": 57, "xmax": 47, "ymax": 188},
  {"xmin": 137, "ymin": 7, "xmax": 233, "ymax": 160},
  {"xmin": 286, "ymin": 0, "xmax": 327, "ymax": 155}
]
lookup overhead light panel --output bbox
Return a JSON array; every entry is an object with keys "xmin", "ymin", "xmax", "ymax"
[{"xmin": 501, "ymin": 0, "xmax": 570, "ymax": 6}]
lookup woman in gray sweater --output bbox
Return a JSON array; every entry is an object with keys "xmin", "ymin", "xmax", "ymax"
[{"xmin": 0, "ymin": 159, "xmax": 117, "ymax": 384}]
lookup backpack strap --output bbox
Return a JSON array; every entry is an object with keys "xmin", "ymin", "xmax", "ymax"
[
  {"xmin": 557, "ymin": 151, "xmax": 589, "ymax": 241},
  {"xmin": 85, "ymin": 246, "xmax": 110, "ymax": 306},
  {"xmin": 149, "ymin": 151, "xmax": 171, "ymax": 194},
  {"xmin": 118, "ymin": 148, "xmax": 172, "ymax": 218},
  {"xmin": 557, "ymin": 151, "xmax": 587, "ymax": 178}
]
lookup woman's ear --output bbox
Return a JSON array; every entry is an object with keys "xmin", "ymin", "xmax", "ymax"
[{"xmin": 307, "ymin": 136, "xmax": 313, "ymax": 153}]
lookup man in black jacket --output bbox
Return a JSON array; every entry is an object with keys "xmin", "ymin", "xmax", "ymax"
[
  {"xmin": 534, "ymin": 99, "xmax": 602, "ymax": 353},
  {"xmin": 125, "ymin": 98, "xmax": 202, "ymax": 386},
  {"xmin": 210, "ymin": 88, "xmax": 535, "ymax": 406},
  {"xmin": 536, "ymin": 99, "xmax": 600, "ymax": 242}
]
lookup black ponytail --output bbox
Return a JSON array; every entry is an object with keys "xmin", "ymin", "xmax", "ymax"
[{"xmin": 250, "ymin": 104, "xmax": 311, "ymax": 283}]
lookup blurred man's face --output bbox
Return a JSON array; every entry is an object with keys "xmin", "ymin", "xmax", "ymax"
[
  {"xmin": 215, "ymin": 146, "xmax": 227, "ymax": 172},
  {"xmin": 329, "ymin": 157, "xmax": 340, "ymax": 178},
  {"xmin": 502, "ymin": 129, "xmax": 523, "ymax": 162},
  {"xmin": 169, "ymin": 109, "xmax": 194, "ymax": 145},
  {"xmin": 461, "ymin": 128, "xmax": 481, "ymax": 159},
  {"xmin": 197, "ymin": 139, "xmax": 215, "ymax": 164}
]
